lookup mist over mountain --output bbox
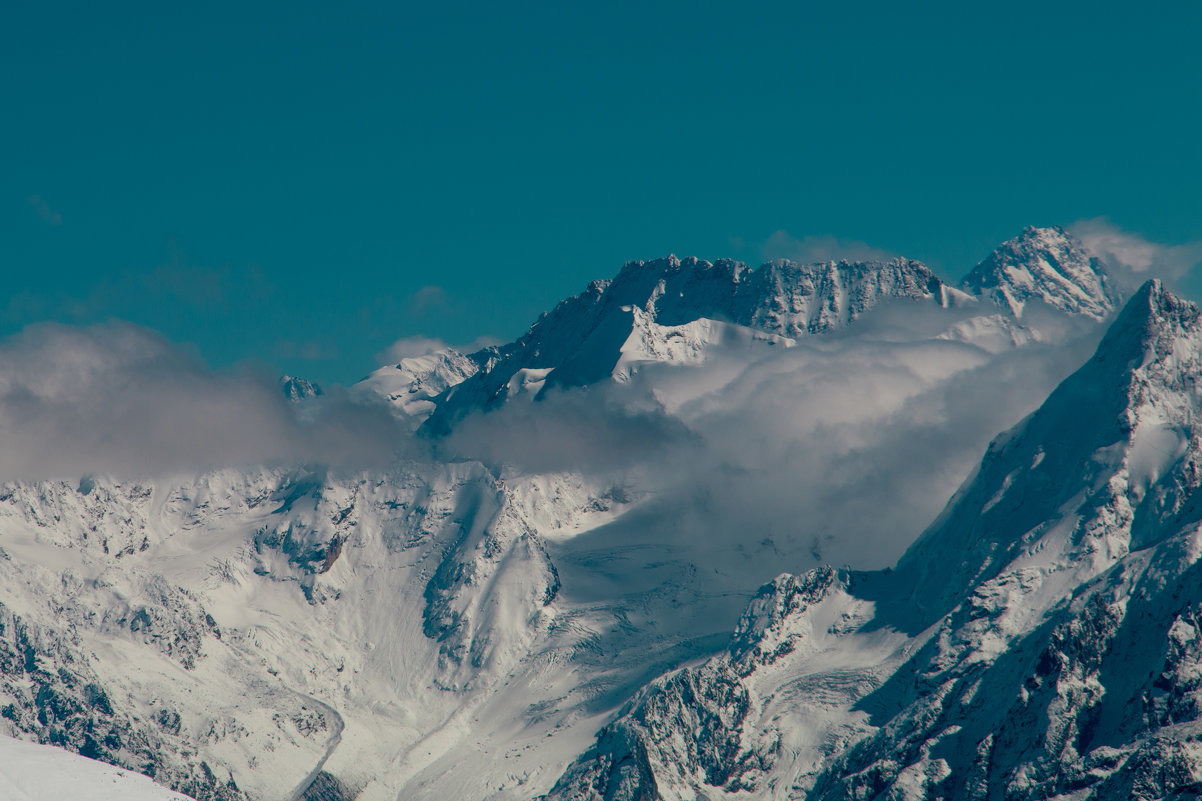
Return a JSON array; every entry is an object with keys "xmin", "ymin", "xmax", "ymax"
[{"xmin": 5, "ymin": 226, "xmax": 1202, "ymax": 800}]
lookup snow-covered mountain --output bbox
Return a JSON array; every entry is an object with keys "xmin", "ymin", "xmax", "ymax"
[
  {"xmin": 544, "ymin": 279, "xmax": 1202, "ymax": 800},
  {"xmin": 420, "ymin": 254, "xmax": 958, "ymax": 433},
  {"xmin": 279, "ymin": 376, "xmax": 323, "ymax": 402},
  {"xmin": 2, "ymin": 225, "xmax": 1185, "ymax": 801},
  {"xmin": 357, "ymin": 347, "xmax": 484, "ymax": 423},
  {"xmin": 413, "ymin": 230, "xmax": 1117, "ymax": 434},
  {"xmin": 962, "ymin": 224, "xmax": 1121, "ymax": 321}
]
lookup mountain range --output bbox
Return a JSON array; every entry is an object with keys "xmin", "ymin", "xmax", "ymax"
[{"xmin": 4, "ymin": 225, "xmax": 1197, "ymax": 801}]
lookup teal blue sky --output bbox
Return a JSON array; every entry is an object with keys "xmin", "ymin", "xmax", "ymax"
[{"xmin": 4, "ymin": 1, "xmax": 1201, "ymax": 385}]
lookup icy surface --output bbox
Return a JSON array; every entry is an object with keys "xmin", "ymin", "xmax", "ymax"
[{"xmin": 0, "ymin": 734, "xmax": 191, "ymax": 800}]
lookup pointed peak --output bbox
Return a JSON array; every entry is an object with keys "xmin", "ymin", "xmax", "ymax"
[
  {"xmin": 1132, "ymin": 277, "xmax": 1163, "ymax": 304},
  {"xmin": 961, "ymin": 225, "xmax": 1120, "ymax": 320},
  {"xmin": 1100, "ymin": 278, "xmax": 1198, "ymax": 353},
  {"xmin": 279, "ymin": 375, "xmax": 322, "ymax": 402},
  {"xmin": 1017, "ymin": 223, "xmax": 1070, "ymax": 241}
]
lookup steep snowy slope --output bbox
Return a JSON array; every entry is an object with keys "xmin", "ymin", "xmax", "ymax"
[
  {"xmin": 809, "ymin": 280, "xmax": 1202, "ymax": 800},
  {"xmin": 0, "ymin": 734, "xmax": 192, "ymax": 801},
  {"xmin": 545, "ymin": 280, "xmax": 1202, "ymax": 800},
  {"xmin": 0, "ymin": 461, "xmax": 575, "ymax": 801}
]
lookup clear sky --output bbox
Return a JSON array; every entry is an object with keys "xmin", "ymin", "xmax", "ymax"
[{"xmin": 4, "ymin": 1, "xmax": 1200, "ymax": 385}]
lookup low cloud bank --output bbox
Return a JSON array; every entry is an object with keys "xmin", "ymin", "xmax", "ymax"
[
  {"xmin": 0, "ymin": 321, "xmax": 416, "ymax": 481},
  {"xmin": 1071, "ymin": 217, "xmax": 1202, "ymax": 295},
  {"xmin": 0, "ymin": 255, "xmax": 1138, "ymax": 575},
  {"xmin": 440, "ymin": 300, "xmax": 1106, "ymax": 574}
]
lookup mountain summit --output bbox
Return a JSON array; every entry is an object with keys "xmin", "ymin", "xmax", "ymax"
[{"xmin": 961, "ymin": 225, "xmax": 1120, "ymax": 320}]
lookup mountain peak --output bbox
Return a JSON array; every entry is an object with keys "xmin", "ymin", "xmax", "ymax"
[
  {"xmin": 961, "ymin": 225, "xmax": 1120, "ymax": 320},
  {"xmin": 1127, "ymin": 276, "xmax": 1193, "ymax": 321},
  {"xmin": 279, "ymin": 375, "xmax": 322, "ymax": 402},
  {"xmin": 1090, "ymin": 277, "xmax": 1199, "ymax": 368}
]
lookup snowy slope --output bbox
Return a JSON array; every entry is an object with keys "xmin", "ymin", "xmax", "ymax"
[
  {"xmin": 0, "ymin": 735, "xmax": 192, "ymax": 801},
  {"xmin": 356, "ymin": 346, "xmax": 484, "ymax": 423}
]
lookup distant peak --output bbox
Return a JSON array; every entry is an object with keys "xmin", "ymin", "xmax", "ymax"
[
  {"xmin": 1020, "ymin": 223, "xmax": 1068, "ymax": 237},
  {"xmin": 279, "ymin": 375, "xmax": 323, "ymax": 402},
  {"xmin": 961, "ymin": 225, "xmax": 1120, "ymax": 320}
]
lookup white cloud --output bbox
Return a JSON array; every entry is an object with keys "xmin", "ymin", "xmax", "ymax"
[
  {"xmin": 409, "ymin": 285, "xmax": 450, "ymax": 315},
  {"xmin": 27, "ymin": 194, "xmax": 62, "ymax": 226},
  {"xmin": 377, "ymin": 335, "xmax": 452, "ymax": 364},
  {"xmin": 761, "ymin": 230, "xmax": 896, "ymax": 264},
  {"xmin": 1069, "ymin": 217, "xmax": 1202, "ymax": 293},
  {"xmin": 0, "ymin": 283, "xmax": 1111, "ymax": 590},
  {"xmin": 440, "ymin": 301, "xmax": 1105, "ymax": 580},
  {"xmin": 377, "ymin": 334, "xmax": 502, "ymax": 365},
  {"xmin": 0, "ymin": 322, "xmax": 416, "ymax": 481}
]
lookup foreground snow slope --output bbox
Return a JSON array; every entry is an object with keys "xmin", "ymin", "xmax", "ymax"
[
  {"xmin": 546, "ymin": 280, "xmax": 1202, "ymax": 800},
  {"xmin": 0, "ymin": 734, "xmax": 191, "ymax": 801}
]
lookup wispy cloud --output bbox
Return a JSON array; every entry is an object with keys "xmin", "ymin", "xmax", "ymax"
[
  {"xmin": 409, "ymin": 285, "xmax": 451, "ymax": 315},
  {"xmin": 0, "ymin": 322, "xmax": 414, "ymax": 481},
  {"xmin": 377, "ymin": 334, "xmax": 502, "ymax": 365},
  {"xmin": 761, "ymin": 230, "xmax": 895, "ymax": 264},
  {"xmin": 27, "ymin": 194, "xmax": 62, "ymax": 226},
  {"xmin": 1070, "ymin": 217, "xmax": 1202, "ymax": 293},
  {"xmin": 378, "ymin": 335, "xmax": 450, "ymax": 363},
  {"xmin": 440, "ymin": 302, "xmax": 1105, "ymax": 576},
  {"xmin": 0, "ymin": 238, "xmax": 274, "ymax": 326}
]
